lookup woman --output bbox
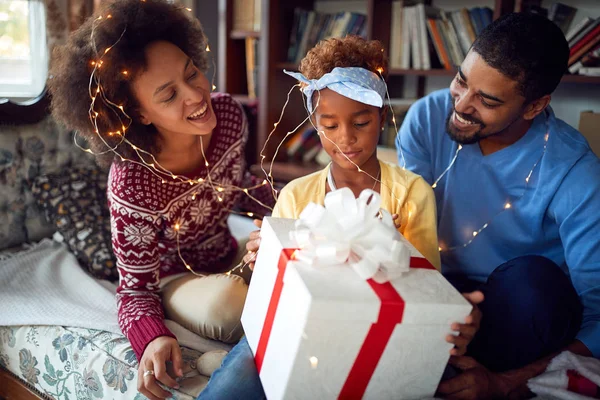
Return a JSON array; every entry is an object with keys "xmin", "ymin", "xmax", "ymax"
[{"xmin": 49, "ymin": 1, "xmax": 274, "ymax": 399}]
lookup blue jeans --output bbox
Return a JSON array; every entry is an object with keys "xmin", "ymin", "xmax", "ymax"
[{"xmin": 197, "ymin": 336, "xmax": 265, "ymax": 400}]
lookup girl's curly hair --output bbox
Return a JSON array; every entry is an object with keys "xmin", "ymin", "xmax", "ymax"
[
  {"xmin": 299, "ymin": 35, "xmax": 389, "ymax": 81},
  {"xmin": 48, "ymin": 0, "xmax": 208, "ymax": 168}
]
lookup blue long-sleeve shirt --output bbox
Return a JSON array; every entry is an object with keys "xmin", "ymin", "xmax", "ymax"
[{"xmin": 397, "ymin": 89, "xmax": 600, "ymax": 358}]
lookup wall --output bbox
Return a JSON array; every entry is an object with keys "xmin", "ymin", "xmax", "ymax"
[{"xmin": 193, "ymin": 0, "xmax": 219, "ymax": 89}]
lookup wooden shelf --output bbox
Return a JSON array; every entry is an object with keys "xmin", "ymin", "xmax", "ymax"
[
  {"xmin": 276, "ymin": 63, "xmax": 600, "ymax": 84},
  {"xmin": 561, "ymin": 74, "xmax": 600, "ymax": 84},
  {"xmin": 230, "ymin": 30, "xmax": 261, "ymax": 39},
  {"xmin": 250, "ymin": 161, "xmax": 322, "ymax": 183}
]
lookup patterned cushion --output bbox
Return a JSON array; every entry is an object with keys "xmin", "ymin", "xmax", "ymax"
[
  {"xmin": 0, "ymin": 117, "xmax": 94, "ymax": 250},
  {"xmin": 32, "ymin": 167, "xmax": 118, "ymax": 281}
]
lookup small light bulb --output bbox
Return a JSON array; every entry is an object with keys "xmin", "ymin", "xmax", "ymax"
[
  {"xmin": 217, "ymin": 196, "xmax": 223, "ymax": 202},
  {"xmin": 206, "ymin": 45, "xmax": 211, "ymax": 52},
  {"xmin": 247, "ymin": 212, "xmax": 254, "ymax": 217},
  {"xmin": 432, "ymin": 183, "xmax": 437, "ymax": 189},
  {"xmin": 217, "ymin": 187, "xmax": 224, "ymax": 192},
  {"xmin": 243, "ymin": 188, "xmax": 249, "ymax": 194},
  {"xmin": 212, "ymin": 84, "xmax": 217, "ymax": 91},
  {"xmin": 309, "ymin": 356, "xmax": 319, "ymax": 369},
  {"xmin": 186, "ymin": 7, "xmax": 192, "ymax": 11},
  {"xmin": 504, "ymin": 203, "xmax": 511, "ymax": 209},
  {"xmin": 472, "ymin": 231, "xmax": 478, "ymax": 237},
  {"xmin": 174, "ymin": 223, "xmax": 180, "ymax": 231},
  {"xmin": 376, "ymin": 67, "xmax": 384, "ymax": 74},
  {"xmin": 197, "ymin": 178, "xmax": 204, "ymax": 183},
  {"xmin": 122, "ymin": 70, "xmax": 128, "ymax": 75},
  {"xmin": 104, "ymin": 48, "xmax": 110, "ymax": 54},
  {"xmin": 438, "ymin": 246, "xmax": 442, "ymax": 251}
]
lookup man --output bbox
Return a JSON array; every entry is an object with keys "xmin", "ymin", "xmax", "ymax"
[{"xmin": 397, "ymin": 12, "xmax": 600, "ymax": 399}]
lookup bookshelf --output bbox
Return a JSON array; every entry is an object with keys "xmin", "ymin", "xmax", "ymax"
[{"xmin": 219, "ymin": 0, "xmax": 600, "ymax": 183}]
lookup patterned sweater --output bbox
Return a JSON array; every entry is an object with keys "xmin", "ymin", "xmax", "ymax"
[{"xmin": 108, "ymin": 93, "xmax": 274, "ymax": 359}]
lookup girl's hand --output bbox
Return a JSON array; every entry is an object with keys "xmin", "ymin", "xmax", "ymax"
[
  {"xmin": 392, "ymin": 213, "xmax": 401, "ymax": 230},
  {"xmin": 446, "ymin": 291, "xmax": 484, "ymax": 356},
  {"xmin": 244, "ymin": 219, "xmax": 262, "ymax": 271},
  {"xmin": 137, "ymin": 336, "xmax": 183, "ymax": 400}
]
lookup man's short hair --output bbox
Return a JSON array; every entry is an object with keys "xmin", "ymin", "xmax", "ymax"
[{"xmin": 472, "ymin": 12, "xmax": 569, "ymax": 103}]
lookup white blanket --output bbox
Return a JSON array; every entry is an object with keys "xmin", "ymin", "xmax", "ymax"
[
  {"xmin": 528, "ymin": 351, "xmax": 600, "ymax": 399},
  {"xmin": 0, "ymin": 238, "xmax": 231, "ymax": 353}
]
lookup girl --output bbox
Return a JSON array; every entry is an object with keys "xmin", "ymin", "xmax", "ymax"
[
  {"xmin": 199, "ymin": 36, "xmax": 482, "ymax": 399},
  {"xmin": 49, "ymin": 1, "xmax": 274, "ymax": 399}
]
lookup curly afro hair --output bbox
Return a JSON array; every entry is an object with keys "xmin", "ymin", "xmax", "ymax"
[
  {"xmin": 299, "ymin": 35, "xmax": 389, "ymax": 81},
  {"xmin": 48, "ymin": 0, "xmax": 208, "ymax": 168}
]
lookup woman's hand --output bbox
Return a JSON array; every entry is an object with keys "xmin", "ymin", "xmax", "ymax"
[
  {"xmin": 137, "ymin": 336, "xmax": 183, "ymax": 400},
  {"xmin": 243, "ymin": 219, "xmax": 262, "ymax": 271},
  {"xmin": 446, "ymin": 291, "xmax": 484, "ymax": 356}
]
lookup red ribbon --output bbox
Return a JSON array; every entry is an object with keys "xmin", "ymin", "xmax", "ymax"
[
  {"xmin": 254, "ymin": 247, "xmax": 436, "ymax": 399},
  {"xmin": 338, "ymin": 257, "xmax": 434, "ymax": 399},
  {"xmin": 255, "ymin": 248, "xmax": 297, "ymax": 373},
  {"xmin": 567, "ymin": 369, "xmax": 600, "ymax": 398}
]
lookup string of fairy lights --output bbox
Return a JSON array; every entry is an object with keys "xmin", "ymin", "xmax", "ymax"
[
  {"xmin": 259, "ymin": 65, "xmax": 550, "ymax": 254},
  {"xmin": 81, "ymin": 3, "xmax": 272, "ymax": 276},
  {"xmin": 81, "ymin": 1, "xmax": 549, "ymax": 278}
]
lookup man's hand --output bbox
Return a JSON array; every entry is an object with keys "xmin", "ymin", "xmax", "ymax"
[
  {"xmin": 137, "ymin": 336, "xmax": 183, "ymax": 400},
  {"xmin": 447, "ymin": 291, "xmax": 484, "ymax": 356},
  {"xmin": 243, "ymin": 219, "xmax": 262, "ymax": 271},
  {"xmin": 437, "ymin": 356, "xmax": 509, "ymax": 399}
]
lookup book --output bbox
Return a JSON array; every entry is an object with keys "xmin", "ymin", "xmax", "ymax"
[
  {"xmin": 389, "ymin": 1, "xmax": 404, "ymax": 69},
  {"xmin": 566, "ymin": 17, "xmax": 594, "ymax": 43},
  {"xmin": 578, "ymin": 67, "xmax": 600, "ymax": 76},
  {"xmin": 569, "ymin": 18, "xmax": 600, "ymax": 49},
  {"xmin": 569, "ymin": 33, "xmax": 600, "ymax": 66},
  {"xmin": 245, "ymin": 37, "xmax": 258, "ymax": 99},
  {"xmin": 570, "ymin": 24, "xmax": 600, "ymax": 60},
  {"xmin": 427, "ymin": 18, "xmax": 452, "ymax": 70},
  {"xmin": 548, "ymin": 2, "xmax": 577, "ymax": 35}
]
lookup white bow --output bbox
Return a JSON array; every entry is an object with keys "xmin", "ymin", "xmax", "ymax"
[{"xmin": 290, "ymin": 188, "xmax": 411, "ymax": 283}]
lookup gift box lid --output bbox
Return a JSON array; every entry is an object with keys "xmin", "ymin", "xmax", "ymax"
[{"xmin": 263, "ymin": 217, "xmax": 472, "ymax": 326}]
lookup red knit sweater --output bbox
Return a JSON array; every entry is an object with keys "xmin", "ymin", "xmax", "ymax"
[{"xmin": 108, "ymin": 93, "xmax": 274, "ymax": 359}]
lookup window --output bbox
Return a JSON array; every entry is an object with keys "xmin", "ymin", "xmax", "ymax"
[{"xmin": 0, "ymin": 0, "xmax": 48, "ymax": 99}]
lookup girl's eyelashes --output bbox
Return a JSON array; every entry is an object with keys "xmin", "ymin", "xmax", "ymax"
[
  {"xmin": 187, "ymin": 71, "xmax": 198, "ymax": 81},
  {"xmin": 355, "ymin": 121, "xmax": 370, "ymax": 128}
]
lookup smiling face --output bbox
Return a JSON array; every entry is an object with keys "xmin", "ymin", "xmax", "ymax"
[
  {"xmin": 447, "ymin": 51, "xmax": 529, "ymax": 144},
  {"xmin": 131, "ymin": 41, "xmax": 217, "ymax": 142},
  {"xmin": 313, "ymin": 88, "xmax": 384, "ymax": 171}
]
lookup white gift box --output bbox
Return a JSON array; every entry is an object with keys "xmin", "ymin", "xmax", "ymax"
[{"xmin": 242, "ymin": 217, "xmax": 472, "ymax": 400}]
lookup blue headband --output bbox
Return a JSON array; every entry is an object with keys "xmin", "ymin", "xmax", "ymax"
[{"xmin": 283, "ymin": 67, "xmax": 386, "ymax": 113}]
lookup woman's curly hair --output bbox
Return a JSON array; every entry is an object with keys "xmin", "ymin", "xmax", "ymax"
[
  {"xmin": 299, "ymin": 35, "xmax": 389, "ymax": 81},
  {"xmin": 48, "ymin": 0, "xmax": 208, "ymax": 168}
]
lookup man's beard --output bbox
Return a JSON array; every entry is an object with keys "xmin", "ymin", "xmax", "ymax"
[{"xmin": 445, "ymin": 100, "xmax": 487, "ymax": 145}]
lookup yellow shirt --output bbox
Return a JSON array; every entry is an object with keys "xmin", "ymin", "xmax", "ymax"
[{"xmin": 272, "ymin": 161, "xmax": 441, "ymax": 270}]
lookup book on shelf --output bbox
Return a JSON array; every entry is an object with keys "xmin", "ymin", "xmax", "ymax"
[
  {"xmin": 548, "ymin": 2, "xmax": 577, "ymax": 35},
  {"xmin": 569, "ymin": 44, "xmax": 600, "ymax": 74},
  {"xmin": 233, "ymin": 0, "xmax": 260, "ymax": 32},
  {"xmin": 287, "ymin": 9, "xmax": 367, "ymax": 64},
  {"xmin": 389, "ymin": 5, "xmax": 492, "ymax": 70},
  {"xmin": 578, "ymin": 67, "xmax": 600, "ymax": 76},
  {"xmin": 569, "ymin": 24, "xmax": 600, "ymax": 67},
  {"xmin": 245, "ymin": 37, "xmax": 259, "ymax": 99},
  {"xmin": 566, "ymin": 17, "xmax": 595, "ymax": 43}
]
